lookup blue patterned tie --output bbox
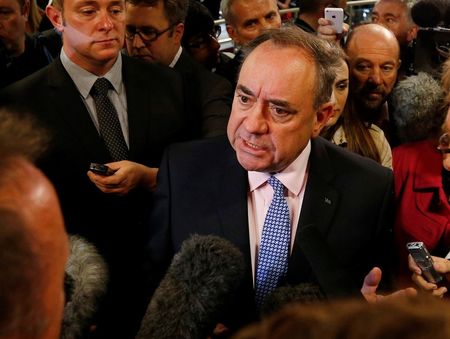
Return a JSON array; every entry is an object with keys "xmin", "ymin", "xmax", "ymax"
[{"xmin": 255, "ymin": 176, "xmax": 291, "ymax": 308}]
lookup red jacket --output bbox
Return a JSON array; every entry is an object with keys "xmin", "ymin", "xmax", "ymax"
[{"xmin": 393, "ymin": 139, "xmax": 450, "ymax": 280}]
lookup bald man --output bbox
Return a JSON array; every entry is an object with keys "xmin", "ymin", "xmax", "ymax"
[
  {"xmin": 0, "ymin": 110, "xmax": 69, "ymax": 339},
  {"xmin": 345, "ymin": 24, "xmax": 400, "ymax": 129}
]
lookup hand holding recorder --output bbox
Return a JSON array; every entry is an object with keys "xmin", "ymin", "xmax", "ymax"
[{"xmin": 408, "ymin": 242, "xmax": 450, "ymax": 297}]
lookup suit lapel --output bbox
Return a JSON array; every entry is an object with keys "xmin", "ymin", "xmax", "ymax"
[
  {"xmin": 288, "ymin": 138, "xmax": 345, "ymax": 293},
  {"xmin": 295, "ymin": 137, "xmax": 339, "ymax": 241},
  {"xmin": 214, "ymin": 145, "xmax": 250, "ymax": 256},
  {"xmin": 121, "ymin": 56, "xmax": 148, "ymax": 159},
  {"xmin": 47, "ymin": 59, "xmax": 110, "ymax": 161},
  {"xmin": 212, "ymin": 143, "xmax": 255, "ymax": 307}
]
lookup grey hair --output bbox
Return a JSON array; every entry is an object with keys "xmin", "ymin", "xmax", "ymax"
[
  {"xmin": 242, "ymin": 25, "xmax": 345, "ymax": 110},
  {"xmin": 392, "ymin": 72, "xmax": 445, "ymax": 143}
]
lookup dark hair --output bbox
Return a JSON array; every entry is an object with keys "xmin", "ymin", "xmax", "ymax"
[
  {"xmin": 0, "ymin": 109, "xmax": 49, "ymax": 162},
  {"xmin": 298, "ymin": 0, "xmax": 338, "ymax": 14},
  {"xmin": 321, "ymin": 103, "xmax": 383, "ymax": 163},
  {"xmin": 126, "ymin": 0, "xmax": 189, "ymax": 25},
  {"xmin": 242, "ymin": 25, "xmax": 343, "ymax": 110},
  {"xmin": 182, "ymin": 0, "xmax": 215, "ymax": 46}
]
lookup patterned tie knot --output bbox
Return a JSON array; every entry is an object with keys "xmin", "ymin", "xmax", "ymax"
[
  {"xmin": 91, "ymin": 78, "xmax": 111, "ymax": 97},
  {"xmin": 268, "ymin": 176, "xmax": 285, "ymax": 197}
]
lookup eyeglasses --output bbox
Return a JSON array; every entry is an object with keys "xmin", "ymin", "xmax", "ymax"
[
  {"xmin": 436, "ymin": 41, "xmax": 450, "ymax": 63},
  {"xmin": 438, "ymin": 133, "xmax": 450, "ymax": 154},
  {"xmin": 125, "ymin": 25, "xmax": 174, "ymax": 43},
  {"xmin": 186, "ymin": 26, "xmax": 221, "ymax": 49}
]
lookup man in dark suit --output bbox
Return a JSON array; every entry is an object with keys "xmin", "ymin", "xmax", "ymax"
[
  {"xmin": 0, "ymin": 0, "xmax": 184, "ymax": 336},
  {"xmin": 125, "ymin": 0, "xmax": 232, "ymax": 138},
  {"xmin": 147, "ymin": 26, "xmax": 400, "ymax": 335}
]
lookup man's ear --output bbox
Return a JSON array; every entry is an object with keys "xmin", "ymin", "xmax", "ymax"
[
  {"xmin": 173, "ymin": 23, "xmax": 184, "ymax": 44},
  {"xmin": 46, "ymin": 5, "xmax": 64, "ymax": 32},
  {"xmin": 312, "ymin": 102, "xmax": 333, "ymax": 137},
  {"xmin": 226, "ymin": 24, "xmax": 240, "ymax": 46},
  {"xmin": 407, "ymin": 25, "xmax": 419, "ymax": 43},
  {"xmin": 21, "ymin": 0, "xmax": 30, "ymax": 20}
]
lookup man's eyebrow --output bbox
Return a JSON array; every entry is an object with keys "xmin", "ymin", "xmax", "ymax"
[
  {"xmin": 236, "ymin": 84, "xmax": 255, "ymax": 97},
  {"xmin": 268, "ymin": 98, "xmax": 291, "ymax": 108}
]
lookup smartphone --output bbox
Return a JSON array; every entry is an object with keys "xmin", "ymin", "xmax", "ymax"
[
  {"xmin": 406, "ymin": 242, "xmax": 443, "ymax": 284},
  {"xmin": 324, "ymin": 7, "xmax": 344, "ymax": 34},
  {"xmin": 89, "ymin": 162, "xmax": 115, "ymax": 176}
]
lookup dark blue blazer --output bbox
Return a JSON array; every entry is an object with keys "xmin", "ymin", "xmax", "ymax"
[{"xmin": 148, "ymin": 135, "xmax": 395, "ymax": 332}]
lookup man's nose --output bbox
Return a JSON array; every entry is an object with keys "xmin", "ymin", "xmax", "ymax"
[
  {"xmin": 132, "ymin": 33, "xmax": 146, "ymax": 49},
  {"xmin": 243, "ymin": 105, "xmax": 268, "ymax": 134},
  {"xmin": 368, "ymin": 66, "xmax": 382, "ymax": 84},
  {"xmin": 98, "ymin": 11, "xmax": 114, "ymax": 30}
]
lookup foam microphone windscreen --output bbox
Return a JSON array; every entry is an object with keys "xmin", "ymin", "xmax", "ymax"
[
  {"xmin": 136, "ymin": 234, "xmax": 245, "ymax": 339},
  {"xmin": 62, "ymin": 235, "xmax": 109, "ymax": 339},
  {"xmin": 411, "ymin": 0, "xmax": 442, "ymax": 27}
]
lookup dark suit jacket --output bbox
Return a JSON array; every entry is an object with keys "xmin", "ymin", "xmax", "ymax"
[
  {"xmin": 174, "ymin": 50, "xmax": 232, "ymax": 138},
  {"xmin": 0, "ymin": 54, "xmax": 185, "ymax": 338},
  {"xmin": 148, "ymin": 135, "xmax": 395, "ymax": 333}
]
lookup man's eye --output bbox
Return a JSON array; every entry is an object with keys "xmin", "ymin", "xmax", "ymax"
[
  {"xmin": 356, "ymin": 64, "xmax": 371, "ymax": 72},
  {"xmin": 270, "ymin": 105, "xmax": 289, "ymax": 117},
  {"xmin": 386, "ymin": 17, "xmax": 397, "ymax": 24},
  {"xmin": 244, "ymin": 21, "xmax": 257, "ymax": 29},
  {"xmin": 80, "ymin": 8, "xmax": 95, "ymax": 15},
  {"xmin": 110, "ymin": 7, "xmax": 123, "ymax": 14},
  {"xmin": 266, "ymin": 12, "xmax": 276, "ymax": 20},
  {"xmin": 237, "ymin": 94, "xmax": 250, "ymax": 104},
  {"xmin": 382, "ymin": 65, "xmax": 395, "ymax": 72}
]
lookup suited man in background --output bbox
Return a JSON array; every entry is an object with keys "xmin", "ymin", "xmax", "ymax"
[
  {"xmin": 0, "ymin": 0, "xmax": 185, "ymax": 336},
  {"xmin": 125, "ymin": 0, "xmax": 232, "ymax": 138},
  {"xmin": 147, "ymin": 26, "xmax": 396, "ymax": 336},
  {"xmin": 217, "ymin": 0, "xmax": 281, "ymax": 88}
]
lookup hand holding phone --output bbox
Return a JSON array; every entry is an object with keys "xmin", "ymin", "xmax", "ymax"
[
  {"xmin": 89, "ymin": 162, "xmax": 115, "ymax": 176},
  {"xmin": 407, "ymin": 242, "xmax": 443, "ymax": 284},
  {"xmin": 324, "ymin": 7, "xmax": 344, "ymax": 34}
]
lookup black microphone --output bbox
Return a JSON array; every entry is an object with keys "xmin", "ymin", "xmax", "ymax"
[
  {"xmin": 62, "ymin": 235, "xmax": 109, "ymax": 339},
  {"xmin": 260, "ymin": 283, "xmax": 326, "ymax": 317},
  {"xmin": 411, "ymin": 0, "xmax": 445, "ymax": 28},
  {"xmin": 391, "ymin": 72, "xmax": 445, "ymax": 144},
  {"xmin": 136, "ymin": 234, "xmax": 245, "ymax": 339}
]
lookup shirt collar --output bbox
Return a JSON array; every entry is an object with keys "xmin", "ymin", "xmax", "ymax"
[
  {"xmin": 169, "ymin": 46, "xmax": 183, "ymax": 68},
  {"xmin": 248, "ymin": 140, "xmax": 311, "ymax": 196},
  {"xmin": 60, "ymin": 49, "xmax": 123, "ymax": 98}
]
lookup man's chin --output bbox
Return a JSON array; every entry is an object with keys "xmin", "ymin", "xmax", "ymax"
[{"xmin": 361, "ymin": 98, "xmax": 385, "ymax": 111}]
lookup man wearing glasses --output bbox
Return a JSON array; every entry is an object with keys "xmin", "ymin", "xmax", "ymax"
[
  {"xmin": 125, "ymin": 0, "xmax": 233, "ymax": 138},
  {"xmin": 0, "ymin": 0, "xmax": 185, "ymax": 336}
]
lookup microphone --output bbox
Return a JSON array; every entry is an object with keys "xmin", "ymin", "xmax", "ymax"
[
  {"xmin": 136, "ymin": 234, "xmax": 245, "ymax": 339},
  {"xmin": 391, "ymin": 72, "xmax": 445, "ymax": 144},
  {"xmin": 260, "ymin": 283, "xmax": 326, "ymax": 317},
  {"xmin": 62, "ymin": 235, "xmax": 109, "ymax": 339},
  {"xmin": 411, "ymin": 0, "xmax": 446, "ymax": 28}
]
